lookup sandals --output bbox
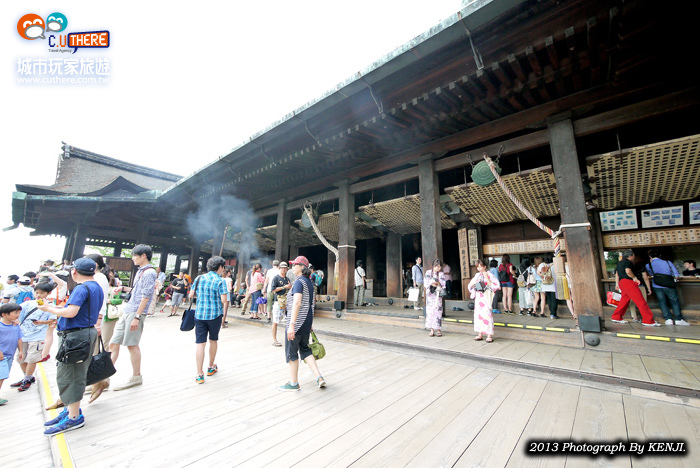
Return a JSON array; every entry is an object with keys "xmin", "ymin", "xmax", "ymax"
[
  {"xmin": 429, "ymin": 330, "xmax": 435, "ymax": 337},
  {"xmin": 436, "ymin": 331, "xmax": 442, "ymax": 337},
  {"xmin": 485, "ymin": 337, "xmax": 494, "ymax": 343},
  {"xmin": 272, "ymin": 341, "xmax": 282, "ymax": 347},
  {"xmin": 474, "ymin": 335, "xmax": 483, "ymax": 341},
  {"xmin": 46, "ymin": 399, "xmax": 64, "ymax": 410}
]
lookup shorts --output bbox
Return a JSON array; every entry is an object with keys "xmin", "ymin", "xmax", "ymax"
[
  {"xmin": 57, "ymin": 327, "xmax": 98, "ymax": 405},
  {"xmin": 285, "ymin": 331, "xmax": 312, "ymax": 363},
  {"xmin": 267, "ymin": 291, "xmax": 275, "ymax": 306},
  {"xmin": 250, "ymin": 290, "xmax": 261, "ymax": 312},
  {"xmin": 272, "ymin": 302, "xmax": 286, "ymax": 324},
  {"xmin": 195, "ymin": 317, "xmax": 222, "ymax": 343},
  {"xmin": 171, "ymin": 292, "xmax": 185, "ymax": 308},
  {"xmin": 500, "ymin": 281, "xmax": 515, "ymax": 288},
  {"xmin": 111, "ymin": 311, "xmax": 146, "ymax": 347},
  {"xmin": 0, "ymin": 356, "xmax": 13, "ymax": 380},
  {"xmin": 16, "ymin": 341, "xmax": 44, "ymax": 364}
]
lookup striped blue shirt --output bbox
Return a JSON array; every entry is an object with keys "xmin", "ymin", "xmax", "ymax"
[{"xmin": 194, "ymin": 271, "xmax": 227, "ymax": 320}]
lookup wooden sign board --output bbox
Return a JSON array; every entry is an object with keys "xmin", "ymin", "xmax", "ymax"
[
  {"xmin": 458, "ymin": 228, "xmax": 470, "ymax": 300},
  {"xmin": 603, "ymin": 227, "xmax": 699, "ymax": 248},
  {"xmin": 483, "ymin": 238, "xmax": 566, "ymax": 255}
]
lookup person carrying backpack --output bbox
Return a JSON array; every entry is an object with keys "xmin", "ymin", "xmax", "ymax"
[{"xmin": 2, "ymin": 276, "xmax": 35, "ymax": 304}]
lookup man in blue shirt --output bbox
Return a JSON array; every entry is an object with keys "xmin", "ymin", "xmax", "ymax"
[
  {"xmin": 190, "ymin": 256, "xmax": 227, "ymax": 384},
  {"xmin": 411, "ymin": 257, "xmax": 424, "ymax": 310},
  {"xmin": 645, "ymin": 250, "xmax": 688, "ymax": 326},
  {"xmin": 37, "ymin": 257, "xmax": 103, "ymax": 436}
]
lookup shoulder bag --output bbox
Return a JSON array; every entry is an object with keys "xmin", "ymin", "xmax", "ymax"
[
  {"xmin": 86, "ymin": 335, "xmax": 117, "ymax": 386},
  {"xmin": 527, "ymin": 267, "xmax": 537, "ymax": 285},
  {"xmin": 648, "ymin": 261, "xmax": 676, "ymax": 288},
  {"xmin": 180, "ymin": 276, "xmax": 201, "ymax": 332}
]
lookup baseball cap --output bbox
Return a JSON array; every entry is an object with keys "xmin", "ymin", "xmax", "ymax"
[
  {"xmin": 69, "ymin": 257, "xmax": 97, "ymax": 275},
  {"xmin": 278, "ymin": 262, "xmax": 289, "ymax": 268},
  {"xmin": 18, "ymin": 276, "xmax": 31, "ymax": 284},
  {"xmin": 289, "ymin": 256, "xmax": 310, "ymax": 267}
]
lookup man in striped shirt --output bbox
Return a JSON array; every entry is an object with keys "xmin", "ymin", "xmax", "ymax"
[
  {"xmin": 190, "ymin": 256, "xmax": 228, "ymax": 384},
  {"xmin": 279, "ymin": 256, "xmax": 326, "ymax": 391}
]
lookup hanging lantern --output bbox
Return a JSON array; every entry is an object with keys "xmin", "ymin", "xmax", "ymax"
[{"xmin": 471, "ymin": 160, "xmax": 501, "ymax": 186}]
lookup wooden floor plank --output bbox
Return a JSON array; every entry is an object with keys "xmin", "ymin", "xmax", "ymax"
[
  {"xmin": 565, "ymin": 387, "xmax": 631, "ymax": 468},
  {"xmin": 640, "ymin": 356, "xmax": 700, "ymax": 389},
  {"xmin": 452, "ymin": 376, "xmax": 548, "ymax": 467},
  {"xmin": 612, "ymin": 353, "xmax": 652, "ymax": 382},
  {"xmin": 579, "ymin": 349, "xmax": 614, "ymax": 375},
  {"xmin": 519, "ymin": 343, "xmax": 561, "ymax": 367},
  {"xmin": 494, "ymin": 340, "xmax": 539, "ymax": 362},
  {"xmin": 505, "ymin": 381, "xmax": 580, "ymax": 468}
]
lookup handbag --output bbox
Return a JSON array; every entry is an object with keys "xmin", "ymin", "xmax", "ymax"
[
  {"xmin": 541, "ymin": 264, "xmax": 554, "ymax": 285},
  {"xmin": 180, "ymin": 302, "xmax": 196, "ymax": 331},
  {"xmin": 407, "ymin": 287, "xmax": 419, "ymax": 302},
  {"xmin": 106, "ymin": 303, "xmax": 123, "ymax": 320},
  {"xmin": 86, "ymin": 335, "xmax": 117, "ymax": 386},
  {"xmin": 309, "ymin": 330, "xmax": 326, "ymax": 360},
  {"xmin": 606, "ymin": 291, "xmax": 621, "ymax": 307},
  {"xmin": 648, "ymin": 261, "xmax": 676, "ymax": 288},
  {"xmin": 527, "ymin": 267, "xmax": 537, "ymax": 285}
]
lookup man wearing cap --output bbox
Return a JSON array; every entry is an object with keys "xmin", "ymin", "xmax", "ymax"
[
  {"xmin": 270, "ymin": 262, "xmax": 291, "ymax": 347},
  {"xmin": 263, "ymin": 260, "xmax": 281, "ymax": 324},
  {"xmin": 37, "ymin": 257, "xmax": 103, "ymax": 436},
  {"xmin": 2, "ymin": 276, "xmax": 35, "ymax": 304},
  {"xmin": 279, "ymin": 256, "xmax": 325, "ymax": 391}
]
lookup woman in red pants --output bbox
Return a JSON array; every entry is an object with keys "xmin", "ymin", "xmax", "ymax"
[{"xmin": 611, "ymin": 250, "xmax": 659, "ymax": 326}]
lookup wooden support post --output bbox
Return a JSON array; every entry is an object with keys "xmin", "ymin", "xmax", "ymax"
[
  {"xmin": 336, "ymin": 181, "xmax": 356, "ymax": 308},
  {"xmin": 275, "ymin": 201, "xmax": 291, "ymax": 261},
  {"xmin": 113, "ymin": 242, "xmax": 123, "ymax": 258},
  {"xmin": 386, "ymin": 232, "xmax": 402, "ymax": 298},
  {"xmin": 62, "ymin": 230, "xmax": 74, "ymax": 262},
  {"xmin": 327, "ymin": 247, "xmax": 337, "ymax": 295},
  {"xmin": 418, "ymin": 156, "xmax": 444, "ymax": 271},
  {"xmin": 188, "ymin": 244, "xmax": 201, "ymax": 279},
  {"xmin": 71, "ymin": 225, "xmax": 87, "ymax": 261},
  {"xmin": 236, "ymin": 250, "xmax": 249, "ymax": 291},
  {"xmin": 174, "ymin": 257, "xmax": 182, "ymax": 275},
  {"xmin": 289, "ymin": 245, "xmax": 299, "ymax": 260},
  {"xmin": 158, "ymin": 250, "xmax": 169, "ymax": 272},
  {"xmin": 549, "ymin": 117, "xmax": 603, "ymax": 317}
]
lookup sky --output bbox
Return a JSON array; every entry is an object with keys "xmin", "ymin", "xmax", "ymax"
[{"xmin": 0, "ymin": 0, "xmax": 463, "ymax": 279}]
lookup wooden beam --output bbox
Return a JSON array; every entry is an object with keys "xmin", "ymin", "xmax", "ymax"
[
  {"xmin": 418, "ymin": 156, "xmax": 443, "ymax": 275},
  {"xmin": 275, "ymin": 201, "xmax": 290, "ymax": 261},
  {"xmin": 336, "ymin": 181, "xmax": 356, "ymax": 308},
  {"xmin": 386, "ymin": 232, "xmax": 402, "ymax": 298}
]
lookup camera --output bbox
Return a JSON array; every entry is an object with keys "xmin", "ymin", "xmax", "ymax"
[
  {"xmin": 429, "ymin": 285, "xmax": 437, "ymax": 294},
  {"xmin": 473, "ymin": 281, "xmax": 487, "ymax": 292}
]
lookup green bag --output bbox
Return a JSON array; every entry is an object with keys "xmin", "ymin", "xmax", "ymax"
[
  {"xmin": 309, "ymin": 330, "xmax": 326, "ymax": 360},
  {"xmin": 110, "ymin": 297, "xmax": 123, "ymax": 306}
]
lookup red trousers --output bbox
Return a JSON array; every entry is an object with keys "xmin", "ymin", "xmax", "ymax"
[{"xmin": 611, "ymin": 279, "xmax": 655, "ymax": 324}]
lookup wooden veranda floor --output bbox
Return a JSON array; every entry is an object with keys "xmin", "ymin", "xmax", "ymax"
[{"xmin": 1, "ymin": 310, "xmax": 699, "ymax": 467}]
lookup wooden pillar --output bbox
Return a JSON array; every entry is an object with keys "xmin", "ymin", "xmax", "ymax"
[
  {"xmin": 62, "ymin": 231, "xmax": 74, "ymax": 262},
  {"xmin": 327, "ymin": 248, "xmax": 337, "ymax": 295},
  {"xmin": 113, "ymin": 242, "xmax": 123, "ymax": 258},
  {"xmin": 158, "ymin": 250, "xmax": 169, "ymax": 272},
  {"xmin": 336, "ymin": 181, "xmax": 356, "ymax": 307},
  {"xmin": 549, "ymin": 117, "xmax": 603, "ymax": 317},
  {"xmin": 289, "ymin": 245, "xmax": 299, "ymax": 260},
  {"xmin": 188, "ymin": 244, "xmax": 200, "ymax": 278},
  {"xmin": 275, "ymin": 201, "xmax": 291, "ymax": 261},
  {"xmin": 237, "ymin": 250, "xmax": 250, "ymax": 291},
  {"xmin": 386, "ymin": 232, "xmax": 402, "ymax": 297},
  {"xmin": 71, "ymin": 225, "xmax": 87, "ymax": 261},
  {"xmin": 174, "ymin": 256, "xmax": 182, "ymax": 275},
  {"xmin": 418, "ymin": 156, "xmax": 444, "ymax": 270}
]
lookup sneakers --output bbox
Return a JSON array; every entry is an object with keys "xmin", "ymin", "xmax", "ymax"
[
  {"xmin": 492, "ymin": 309, "xmax": 501, "ymax": 314},
  {"xmin": 611, "ymin": 319, "xmax": 627, "ymax": 324},
  {"xmin": 676, "ymin": 319, "xmax": 690, "ymax": 326},
  {"xmin": 631, "ymin": 318, "xmax": 642, "ymax": 323},
  {"xmin": 44, "ymin": 408, "xmax": 81, "ymax": 426},
  {"xmin": 519, "ymin": 311, "xmax": 525, "ymax": 316},
  {"xmin": 0, "ymin": 398, "xmax": 7, "ymax": 406},
  {"xmin": 279, "ymin": 382, "xmax": 300, "ymax": 392},
  {"xmin": 10, "ymin": 376, "xmax": 34, "ymax": 388},
  {"xmin": 44, "ymin": 414, "xmax": 85, "ymax": 436},
  {"xmin": 18, "ymin": 380, "xmax": 32, "ymax": 392},
  {"xmin": 207, "ymin": 365, "xmax": 218, "ymax": 376},
  {"xmin": 112, "ymin": 375, "xmax": 143, "ymax": 391},
  {"xmin": 665, "ymin": 319, "xmax": 674, "ymax": 325},
  {"xmin": 196, "ymin": 374, "xmax": 205, "ymax": 384},
  {"xmin": 413, "ymin": 306, "xmax": 422, "ymax": 310},
  {"xmin": 642, "ymin": 322, "xmax": 661, "ymax": 327},
  {"xmin": 317, "ymin": 376, "xmax": 326, "ymax": 388},
  {"xmin": 550, "ymin": 315, "xmax": 559, "ymax": 319}
]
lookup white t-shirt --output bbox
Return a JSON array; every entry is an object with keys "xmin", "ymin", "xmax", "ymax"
[
  {"xmin": 265, "ymin": 267, "xmax": 280, "ymax": 292},
  {"xmin": 94, "ymin": 272, "xmax": 110, "ymax": 315},
  {"xmin": 224, "ymin": 277, "xmax": 233, "ymax": 293},
  {"xmin": 354, "ymin": 267, "xmax": 365, "ymax": 287}
]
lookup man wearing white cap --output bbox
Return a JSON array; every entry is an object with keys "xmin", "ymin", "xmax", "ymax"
[{"xmin": 269, "ymin": 262, "xmax": 291, "ymax": 347}]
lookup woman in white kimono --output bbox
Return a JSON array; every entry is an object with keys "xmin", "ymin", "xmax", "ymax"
[{"xmin": 469, "ymin": 259, "xmax": 501, "ymax": 343}]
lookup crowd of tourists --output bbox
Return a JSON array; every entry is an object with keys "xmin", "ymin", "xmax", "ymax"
[{"xmin": 0, "ymin": 248, "xmax": 325, "ymax": 437}]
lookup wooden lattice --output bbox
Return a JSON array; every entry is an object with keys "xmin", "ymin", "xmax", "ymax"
[
  {"xmin": 295, "ymin": 212, "xmax": 383, "ymax": 243},
  {"xmin": 359, "ymin": 195, "xmax": 456, "ymax": 235},
  {"xmin": 587, "ymin": 135, "xmax": 700, "ymax": 210},
  {"xmin": 446, "ymin": 169, "xmax": 559, "ymax": 225}
]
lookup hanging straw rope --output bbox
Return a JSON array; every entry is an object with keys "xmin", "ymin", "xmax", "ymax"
[{"xmin": 303, "ymin": 204, "xmax": 341, "ymax": 291}]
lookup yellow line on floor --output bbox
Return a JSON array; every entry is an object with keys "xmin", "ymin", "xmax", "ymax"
[
  {"xmin": 616, "ymin": 333, "xmax": 641, "ymax": 339},
  {"xmin": 544, "ymin": 327, "xmax": 568, "ymax": 332},
  {"xmin": 644, "ymin": 335, "xmax": 671, "ymax": 341},
  {"xmin": 37, "ymin": 362, "xmax": 74, "ymax": 468},
  {"xmin": 525, "ymin": 325, "xmax": 543, "ymax": 330},
  {"xmin": 675, "ymin": 338, "xmax": 700, "ymax": 345},
  {"xmin": 506, "ymin": 324, "xmax": 524, "ymax": 328}
]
